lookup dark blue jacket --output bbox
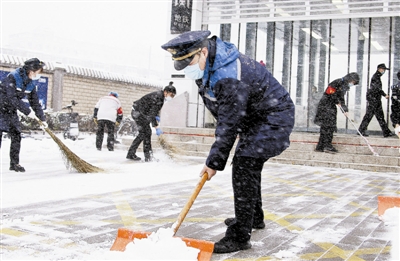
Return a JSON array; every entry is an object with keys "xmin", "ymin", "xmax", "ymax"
[
  {"xmin": 0, "ymin": 68, "xmax": 45, "ymax": 132},
  {"xmin": 131, "ymin": 90, "xmax": 164, "ymax": 127},
  {"xmin": 314, "ymin": 77, "xmax": 349, "ymax": 129},
  {"xmin": 196, "ymin": 37, "xmax": 295, "ymax": 171},
  {"xmin": 390, "ymin": 82, "xmax": 400, "ymax": 127},
  {"xmin": 366, "ymin": 71, "xmax": 386, "ymax": 105}
]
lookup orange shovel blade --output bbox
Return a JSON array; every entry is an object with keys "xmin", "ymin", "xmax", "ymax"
[
  {"xmin": 110, "ymin": 228, "xmax": 214, "ymax": 261},
  {"xmin": 378, "ymin": 196, "xmax": 400, "ymax": 216}
]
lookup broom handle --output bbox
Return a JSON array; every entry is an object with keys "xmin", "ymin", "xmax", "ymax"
[
  {"xmin": 34, "ymin": 116, "xmax": 45, "ymax": 127},
  {"xmin": 337, "ymin": 105, "xmax": 379, "ymax": 156},
  {"xmin": 33, "ymin": 116, "xmax": 55, "ymax": 139},
  {"xmin": 171, "ymin": 173, "xmax": 208, "ymax": 235}
]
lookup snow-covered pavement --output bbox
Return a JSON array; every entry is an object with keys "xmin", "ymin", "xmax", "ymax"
[{"xmin": 1, "ymin": 132, "xmax": 399, "ymax": 260}]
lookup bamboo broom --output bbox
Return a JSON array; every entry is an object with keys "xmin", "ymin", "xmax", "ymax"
[
  {"xmin": 157, "ymin": 133, "xmax": 181, "ymax": 159},
  {"xmin": 35, "ymin": 117, "xmax": 103, "ymax": 173}
]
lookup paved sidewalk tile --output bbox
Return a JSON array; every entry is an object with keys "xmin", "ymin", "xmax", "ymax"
[{"xmin": 1, "ymin": 163, "xmax": 399, "ymax": 260}]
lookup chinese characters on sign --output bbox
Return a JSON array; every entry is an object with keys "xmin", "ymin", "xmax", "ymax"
[{"xmin": 170, "ymin": 0, "xmax": 193, "ymax": 34}]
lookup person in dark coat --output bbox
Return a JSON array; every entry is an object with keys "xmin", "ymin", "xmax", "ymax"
[
  {"xmin": 358, "ymin": 63, "xmax": 394, "ymax": 137},
  {"xmin": 161, "ymin": 30, "xmax": 295, "ymax": 254},
  {"xmin": 314, "ymin": 72, "xmax": 360, "ymax": 153},
  {"xmin": 0, "ymin": 58, "xmax": 47, "ymax": 172},
  {"xmin": 390, "ymin": 70, "xmax": 400, "ymax": 137},
  {"xmin": 126, "ymin": 85, "xmax": 176, "ymax": 162}
]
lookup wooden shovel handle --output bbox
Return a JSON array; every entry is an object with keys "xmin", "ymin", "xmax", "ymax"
[{"xmin": 172, "ymin": 173, "xmax": 208, "ymax": 235}]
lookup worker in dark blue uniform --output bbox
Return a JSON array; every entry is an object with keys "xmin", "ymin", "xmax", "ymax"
[
  {"xmin": 161, "ymin": 30, "xmax": 295, "ymax": 254},
  {"xmin": 358, "ymin": 63, "xmax": 394, "ymax": 137},
  {"xmin": 126, "ymin": 85, "xmax": 176, "ymax": 162},
  {"xmin": 0, "ymin": 58, "xmax": 47, "ymax": 172},
  {"xmin": 390, "ymin": 70, "xmax": 400, "ymax": 136},
  {"xmin": 314, "ymin": 72, "xmax": 360, "ymax": 153}
]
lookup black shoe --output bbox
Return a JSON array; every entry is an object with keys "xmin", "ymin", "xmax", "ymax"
[
  {"xmin": 126, "ymin": 155, "xmax": 141, "ymax": 161},
  {"xmin": 384, "ymin": 133, "xmax": 395, "ymax": 138},
  {"xmin": 145, "ymin": 156, "xmax": 159, "ymax": 162},
  {"xmin": 358, "ymin": 132, "xmax": 369, "ymax": 137},
  {"xmin": 10, "ymin": 164, "xmax": 25, "ymax": 172},
  {"xmin": 97, "ymin": 148, "xmax": 101, "ymax": 151},
  {"xmin": 108, "ymin": 148, "xmax": 114, "ymax": 151},
  {"xmin": 315, "ymin": 147, "xmax": 324, "ymax": 152},
  {"xmin": 224, "ymin": 217, "xmax": 265, "ymax": 229},
  {"xmin": 213, "ymin": 236, "xmax": 251, "ymax": 253},
  {"xmin": 324, "ymin": 147, "xmax": 338, "ymax": 153}
]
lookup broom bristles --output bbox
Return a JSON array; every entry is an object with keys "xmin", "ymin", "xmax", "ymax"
[
  {"xmin": 158, "ymin": 134, "xmax": 181, "ymax": 159},
  {"xmin": 43, "ymin": 127, "xmax": 103, "ymax": 173}
]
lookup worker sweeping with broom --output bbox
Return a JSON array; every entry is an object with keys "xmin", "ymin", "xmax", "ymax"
[
  {"xmin": 126, "ymin": 83, "xmax": 176, "ymax": 162},
  {"xmin": 0, "ymin": 58, "xmax": 48, "ymax": 172},
  {"xmin": 161, "ymin": 31, "xmax": 295, "ymax": 254}
]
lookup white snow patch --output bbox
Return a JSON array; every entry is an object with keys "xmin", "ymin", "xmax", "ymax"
[
  {"xmin": 381, "ymin": 207, "xmax": 400, "ymax": 260},
  {"xmin": 87, "ymin": 228, "xmax": 199, "ymax": 260},
  {"xmin": 273, "ymin": 249, "xmax": 296, "ymax": 259}
]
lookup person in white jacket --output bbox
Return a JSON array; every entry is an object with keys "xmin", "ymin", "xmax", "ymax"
[{"xmin": 93, "ymin": 92, "xmax": 123, "ymax": 151}]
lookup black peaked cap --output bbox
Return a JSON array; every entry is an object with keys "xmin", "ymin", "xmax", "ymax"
[{"xmin": 161, "ymin": 30, "xmax": 211, "ymax": 70}]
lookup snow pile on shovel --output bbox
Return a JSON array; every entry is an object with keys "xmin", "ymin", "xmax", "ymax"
[
  {"xmin": 126, "ymin": 228, "xmax": 199, "ymax": 260},
  {"xmin": 97, "ymin": 228, "xmax": 199, "ymax": 260}
]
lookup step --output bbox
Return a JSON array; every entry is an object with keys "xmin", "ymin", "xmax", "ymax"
[
  {"xmin": 119, "ymin": 127, "xmax": 400, "ymax": 173},
  {"xmin": 269, "ymin": 157, "xmax": 400, "ymax": 173},
  {"xmin": 277, "ymin": 149, "xmax": 399, "ymax": 166}
]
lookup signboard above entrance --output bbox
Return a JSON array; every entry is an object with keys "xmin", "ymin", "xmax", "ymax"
[{"xmin": 170, "ymin": 0, "xmax": 193, "ymax": 34}]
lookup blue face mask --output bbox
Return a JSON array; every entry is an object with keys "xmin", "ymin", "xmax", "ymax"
[
  {"xmin": 184, "ymin": 62, "xmax": 204, "ymax": 80},
  {"xmin": 348, "ymin": 83, "xmax": 354, "ymax": 87}
]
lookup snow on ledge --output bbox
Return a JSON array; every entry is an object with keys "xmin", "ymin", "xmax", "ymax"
[{"xmin": 0, "ymin": 53, "xmax": 163, "ymax": 87}]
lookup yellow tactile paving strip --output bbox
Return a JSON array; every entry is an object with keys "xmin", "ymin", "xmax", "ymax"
[{"xmin": 1, "ymin": 163, "xmax": 398, "ymax": 260}]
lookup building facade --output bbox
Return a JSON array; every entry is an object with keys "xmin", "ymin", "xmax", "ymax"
[{"xmin": 167, "ymin": 0, "xmax": 400, "ymax": 134}]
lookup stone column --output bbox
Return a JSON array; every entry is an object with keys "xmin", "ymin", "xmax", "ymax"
[
  {"xmin": 266, "ymin": 22, "xmax": 276, "ymax": 73},
  {"xmin": 282, "ymin": 21, "xmax": 292, "ymax": 91},
  {"xmin": 52, "ymin": 63, "xmax": 66, "ymax": 112},
  {"xmin": 245, "ymin": 22, "xmax": 257, "ymax": 60}
]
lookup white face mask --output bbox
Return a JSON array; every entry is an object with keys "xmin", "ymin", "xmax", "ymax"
[
  {"xmin": 348, "ymin": 83, "xmax": 354, "ymax": 87},
  {"xmin": 184, "ymin": 62, "xmax": 204, "ymax": 80},
  {"xmin": 31, "ymin": 73, "xmax": 41, "ymax": 80},
  {"xmin": 165, "ymin": 96, "xmax": 173, "ymax": 102}
]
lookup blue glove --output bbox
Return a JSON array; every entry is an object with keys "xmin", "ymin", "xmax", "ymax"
[
  {"xmin": 155, "ymin": 116, "xmax": 160, "ymax": 122},
  {"xmin": 156, "ymin": 128, "xmax": 163, "ymax": 136}
]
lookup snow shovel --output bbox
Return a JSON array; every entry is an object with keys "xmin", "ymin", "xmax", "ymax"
[
  {"xmin": 110, "ymin": 173, "xmax": 214, "ymax": 261},
  {"xmin": 378, "ymin": 196, "xmax": 400, "ymax": 217}
]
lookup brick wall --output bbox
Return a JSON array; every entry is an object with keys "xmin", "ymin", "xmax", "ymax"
[
  {"xmin": 61, "ymin": 74, "xmax": 161, "ymax": 116},
  {"xmin": 0, "ymin": 64, "xmax": 162, "ymax": 118}
]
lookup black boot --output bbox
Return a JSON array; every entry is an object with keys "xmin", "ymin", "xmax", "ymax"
[
  {"xmin": 126, "ymin": 154, "xmax": 141, "ymax": 161},
  {"xmin": 224, "ymin": 217, "xmax": 265, "ymax": 229},
  {"xmin": 10, "ymin": 164, "xmax": 25, "ymax": 172},
  {"xmin": 144, "ymin": 151, "xmax": 158, "ymax": 162},
  {"xmin": 324, "ymin": 146, "xmax": 338, "ymax": 153},
  {"xmin": 213, "ymin": 236, "xmax": 251, "ymax": 253}
]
